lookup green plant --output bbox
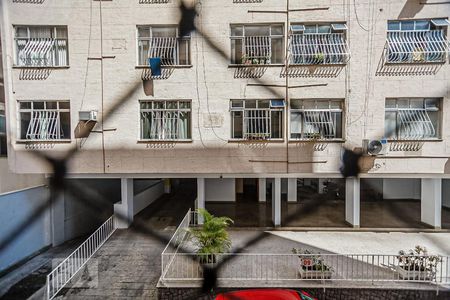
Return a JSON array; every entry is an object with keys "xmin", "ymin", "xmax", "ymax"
[
  {"xmin": 188, "ymin": 209, "xmax": 233, "ymax": 264},
  {"xmin": 397, "ymin": 245, "xmax": 440, "ymax": 272},
  {"xmin": 314, "ymin": 52, "xmax": 325, "ymax": 63},
  {"xmin": 292, "ymin": 248, "xmax": 332, "ymax": 272}
]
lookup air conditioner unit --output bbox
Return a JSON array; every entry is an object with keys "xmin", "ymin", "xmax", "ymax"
[
  {"xmin": 79, "ymin": 110, "xmax": 98, "ymax": 122},
  {"xmin": 363, "ymin": 139, "xmax": 388, "ymax": 156}
]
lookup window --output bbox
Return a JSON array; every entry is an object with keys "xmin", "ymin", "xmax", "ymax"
[
  {"xmin": 386, "ymin": 19, "xmax": 450, "ymax": 63},
  {"xmin": 230, "ymin": 24, "xmax": 284, "ymax": 65},
  {"xmin": 290, "ymin": 99, "xmax": 343, "ymax": 140},
  {"xmin": 231, "ymin": 99, "xmax": 284, "ymax": 140},
  {"xmin": 14, "ymin": 26, "xmax": 68, "ymax": 67},
  {"xmin": 0, "ymin": 111, "xmax": 6, "ymax": 156},
  {"xmin": 290, "ymin": 23, "xmax": 350, "ymax": 65},
  {"xmin": 137, "ymin": 26, "xmax": 190, "ymax": 66},
  {"xmin": 385, "ymin": 98, "xmax": 440, "ymax": 140},
  {"xmin": 18, "ymin": 101, "xmax": 71, "ymax": 141},
  {"xmin": 140, "ymin": 100, "xmax": 191, "ymax": 140}
]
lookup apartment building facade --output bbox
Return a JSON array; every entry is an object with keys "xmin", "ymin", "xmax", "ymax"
[{"xmin": 1, "ymin": 0, "xmax": 450, "ymax": 229}]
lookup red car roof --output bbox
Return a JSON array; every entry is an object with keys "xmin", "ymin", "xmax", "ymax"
[{"xmin": 215, "ymin": 289, "xmax": 304, "ymax": 300}]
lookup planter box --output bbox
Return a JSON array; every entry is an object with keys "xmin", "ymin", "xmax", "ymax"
[
  {"xmin": 299, "ymin": 268, "xmax": 332, "ymax": 279},
  {"xmin": 396, "ymin": 266, "xmax": 434, "ymax": 281}
]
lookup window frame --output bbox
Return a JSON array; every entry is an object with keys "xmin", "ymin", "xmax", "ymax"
[
  {"xmin": 136, "ymin": 25, "xmax": 191, "ymax": 67},
  {"xmin": 13, "ymin": 25, "xmax": 69, "ymax": 68},
  {"xmin": 289, "ymin": 99, "xmax": 344, "ymax": 141},
  {"xmin": 0, "ymin": 111, "xmax": 6, "ymax": 156},
  {"xmin": 230, "ymin": 23, "xmax": 285, "ymax": 65},
  {"xmin": 384, "ymin": 97, "xmax": 442, "ymax": 141},
  {"xmin": 17, "ymin": 100, "xmax": 71, "ymax": 142},
  {"xmin": 139, "ymin": 99, "xmax": 192, "ymax": 141},
  {"xmin": 230, "ymin": 99, "xmax": 284, "ymax": 141}
]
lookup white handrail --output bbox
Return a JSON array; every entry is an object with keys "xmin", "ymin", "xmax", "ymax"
[{"xmin": 46, "ymin": 216, "xmax": 116, "ymax": 300}]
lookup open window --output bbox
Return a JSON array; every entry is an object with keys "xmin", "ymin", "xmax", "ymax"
[
  {"xmin": 230, "ymin": 24, "xmax": 284, "ymax": 65},
  {"xmin": 290, "ymin": 99, "xmax": 343, "ymax": 140},
  {"xmin": 231, "ymin": 99, "xmax": 284, "ymax": 140},
  {"xmin": 289, "ymin": 23, "xmax": 350, "ymax": 65},
  {"xmin": 137, "ymin": 26, "xmax": 191, "ymax": 66},
  {"xmin": 386, "ymin": 19, "xmax": 450, "ymax": 63}
]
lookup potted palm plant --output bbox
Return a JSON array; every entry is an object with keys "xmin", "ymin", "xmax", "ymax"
[
  {"xmin": 188, "ymin": 209, "xmax": 233, "ymax": 269},
  {"xmin": 292, "ymin": 248, "xmax": 333, "ymax": 279},
  {"xmin": 396, "ymin": 245, "xmax": 440, "ymax": 281}
]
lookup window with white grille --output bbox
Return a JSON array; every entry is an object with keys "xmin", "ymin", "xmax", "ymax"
[
  {"xmin": 385, "ymin": 98, "xmax": 440, "ymax": 140},
  {"xmin": 137, "ymin": 26, "xmax": 190, "ymax": 66},
  {"xmin": 14, "ymin": 26, "xmax": 68, "ymax": 67},
  {"xmin": 231, "ymin": 99, "xmax": 284, "ymax": 140},
  {"xmin": 386, "ymin": 19, "xmax": 450, "ymax": 63},
  {"xmin": 289, "ymin": 24, "xmax": 350, "ymax": 65},
  {"xmin": 0, "ymin": 111, "xmax": 6, "ymax": 156},
  {"xmin": 230, "ymin": 24, "xmax": 284, "ymax": 65},
  {"xmin": 18, "ymin": 101, "xmax": 71, "ymax": 140},
  {"xmin": 290, "ymin": 99, "xmax": 343, "ymax": 140},
  {"xmin": 140, "ymin": 100, "xmax": 191, "ymax": 140}
]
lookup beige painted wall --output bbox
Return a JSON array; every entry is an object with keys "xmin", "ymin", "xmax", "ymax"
[
  {"xmin": 1, "ymin": 0, "xmax": 449, "ymax": 177},
  {"xmin": 0, "ymin": 158, "xmax": 45, "ymax": 193}
]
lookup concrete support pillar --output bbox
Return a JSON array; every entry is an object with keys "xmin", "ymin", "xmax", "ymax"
[
  {"xmin": 345, "ymin": 177, "xmax": 360, "ymax": 228},
  {"xmin": 258, "ymin": 178, "xmax": 266, "ymax": 202},
  {"xmin": 197, "ymin": 178, "xmax": 205, "ymax": 224},
  {"xmin": 51, "ymin": 192, "xmax": 65, "ymax": 246},
  {"xmin": 287, "ymin": 178, "xmax": 297, "ymax": 202},
  {"xmin": 421, "ymin": 178, "xmax": 441, "ymax": 229},
  {"xmin": 272, "ymin": 178, "xmax": 281, "ymax": 226},
  {"xmin": 164, "ymin": 179, "xmax": 171, "ymax": 194},
  {"xmin": 114, "ymin": 178, "xmax": 134, "ymax": 229},
  {"xmin": 318, "ymin": 179, "xmax": 326, "ymax": 194}
]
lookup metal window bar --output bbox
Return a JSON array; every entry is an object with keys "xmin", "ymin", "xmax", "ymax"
[
  {"xmin": 303, "ymin": 110, "xmax": 336, "ymax": 139},
  {"xmin": 26, "ymin": 110, "xmax": 63, "ymax": 140},
  {"xmin": 243, "ymin": 36, "xmax": 272, "ymax": 64},
  {"xmin": 386, "ymin": 30, "xmax": 449, "ymax": 63},
  {"xmin": 243, "ymin": 109, "xmax": 271, "ymax": 140},
  {"xmin": 46, "ymin": 216, "xmax": 115, "ymax": 300},
  {"xmin": 397, "ymin": 109, "xmax": 436, "ymax": 140},
  {"xmin": 149, "ymin": 37, "xmax": 178, "ymax": 65},
  {"xmin": 141, "ymin": 110, "xmax": 187, "ymax": 140},
  {"xmin": 290, "ymin": 33, "xmax": 349, "ymax": 65}
]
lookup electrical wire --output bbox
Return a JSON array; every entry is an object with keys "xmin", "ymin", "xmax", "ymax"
[{"xmin": 79, "ymin": 0, "xmax": 93, "ymax": 111}]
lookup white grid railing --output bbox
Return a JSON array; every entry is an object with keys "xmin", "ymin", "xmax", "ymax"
[
  {"xmin": 243, "ymin": 109, "xmax": 271, "ymax": 140},
  {"xmin": 243, "ymin": 36, "xmax": 272, "ymax": 64},
  {"xmin": 141, "ymin": 111, "xmax": 189, "ymax": 140},
  {"xmin": 149, "ymin": 37, "xmax": 178, "ymax": 65},
  {"xmin": 398, "ymin": 109, "xmax": 436, "ymax": 140},
  {"xmin": 46, "ymin": 216, "xmax": 116, "ymax": 300},
  {"xmin": 16, "ymin": 38, "xmax": 68, "ymax": 67},
  {"xmin": 290, "ymin": 33, "xmax": 349, "ymax": 65},
  {"xmin": 26, "ymin": 110, "xmax": 62, "ymax": 140},
  {"xmin": 303, "ymin": 110, "xmax": 336, "ymax": 139},
  {"xmin": 386, "ymin": 30, "xmax": 449, "ymax": 63}
]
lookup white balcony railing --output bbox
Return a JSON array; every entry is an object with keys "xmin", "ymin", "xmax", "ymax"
[
  {"xmin": 386, "ymin": 30, "xmax": 449, "ymax": 63},
  {"xmin": 26, "ymin": 110, "xmax": 63, "ymax": 140},
  {"xmin": 148, "ymin": 37, "xmax": 178, "ymax": 65},
  {"xmin": 397, "ymin": 109, "xmax": 436, "ymax": 140},
  {"xmin": 243, "ymin": 109, "xmax": 271, "ymax": 140},
  {"xmin": 15, "ymin": 38, "xmax": 68, "ymax": 67},
  {"xmin": 243, "ymin": 36, "xmax": 272, "ymax": 64},
  {"xmin": 290, "ymin": 33, "xmax": 350, "ymax": 65},
  {"xmin": 303, "ymin": 110, "xmax": 336, "ymax": 139},
  {"xmin": 46, "ymin": 216, "xmax": 116, "ymax": 300}
]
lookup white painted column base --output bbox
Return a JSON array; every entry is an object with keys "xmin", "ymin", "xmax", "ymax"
[
  {"xmin": 258, "ymin": 178, "xmax": 266, "ymax": 202},
  {"xmin": 345, "ymin": 177, "xmax": 360, "ymax": 228},
  {"xmin": 114, "ymin": 178, "xmax": 134, "ymax": 229},
  {"xmin": 287, "ymin": 178, "xmax": 297, "ymax": 202},
  {"xmin": 197, "ymin": 178, "xmax": 205, "ymax": 224},
  {"xmin": 421, "ymin": 178, "xmax": 441, "ymax": 229},
  {"xmin": 272, "ymin": 178, "xmax": 281, "ymax": 226}
]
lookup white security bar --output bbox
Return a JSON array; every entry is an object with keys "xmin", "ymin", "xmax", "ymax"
[
  {"xmin": 149, "ymin": 37, "xmax": 178, "ymax": 65},
  {"xmin": 243, "ymin": 36, "xmax": 272, "ymax": 64},
  {"xmin": 141, "ymin": 111, "xmax": 188, "ymax": 140},
  {"xmin": 303, "ymin": 110, "xmax": 336, "ymax": 139},
  {"xmin": 290, "ymin": 33, "xmax": 350, "ymax": 65},
  {"xmin": 398, "ymin": 109, "xmax": 436, "ymax": 139},
  {"xmin": 243, "ymin": 109, "xmax": 271, "ymax": 140},
  {"xmin": 46, "ymin": 216, "xmax": 116, "ymax": 300},
  {"xmin": 26, "ymin": 110, "xmax": 62, "ymax": 140},
  {"xmin": 16, "ymin": 38, "xmax": 68, "ymax": 67},
  {"xmin": 386, "ymin": 30, "xmax": 449, "ymax": 63}
]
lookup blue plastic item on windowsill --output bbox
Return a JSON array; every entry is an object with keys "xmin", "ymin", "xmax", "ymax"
[{"xmin": 149, "ymin": 57, "xmax": 162, "ymax": 76}]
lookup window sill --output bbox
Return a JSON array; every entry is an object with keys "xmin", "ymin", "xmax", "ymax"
[
  {"xmin": 16, "ymin": 139, "xmax": 72, "ymax": 144},
  {"xmin": 228, "ymin": 139, "xmax": 284, "ymax": 143},
  {"xmin": 137, "ymin": 139, "xmax": 193, "ymax": 143},
  {"xmin": 387, "ymin": 139, "xmax": 442, "ymax": 142},
  {"xmin": 135, "ymin": 65, "xmax": 193, "ymax": 69},
  {"xmin": 228, "ymin": 64, "xmax": 285, "ymax": 68},
  {"xmin": 12, "ymin": 66, "xmax": 70, "ymax": 69},
  {"xmin": 289, "ymin": 139, "xmax": 345, "ymax": 143}
]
